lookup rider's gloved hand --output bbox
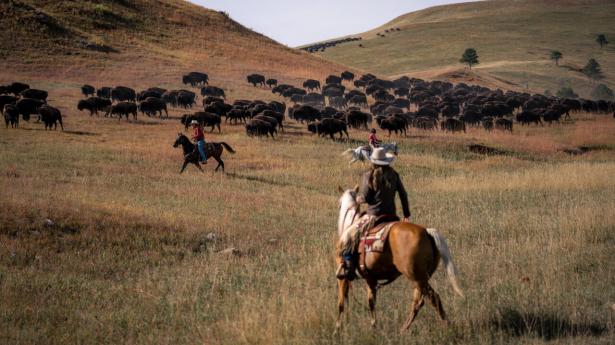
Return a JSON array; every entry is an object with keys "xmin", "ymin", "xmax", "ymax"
[{"xmin": 403, "ymin": 217, "xmax": 410, "ymax": 223}]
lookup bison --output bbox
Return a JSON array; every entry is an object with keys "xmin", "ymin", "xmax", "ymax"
[
  {"xmin": 182, "ymin": 72, "xmax": 209, "ymax": 87},
  {"xmin": 377, "ymin": 116, "xmax": 407, "ymax": 136},
  {"xmin": 111, "ymin": 86, "xmax": 136, "ymax": 102},
  {"xmin": 177, "ymin": 90, "xmax": 196, "ymax": 108},
  {"xmin": 246, "ymin": 119, "xmax": 276, "ymax": 138},
  {"xmin": 201, "ymin": 86, "xmax": 225, "ymax": 99},
  {"xmin": 78, "ymin": 97, "xmax": 111, "ymax": 116},
  {"xmin": 97, "ymin": 87, "xmax": 112, "ymax": 99},
  {"xmin": 20, "ymin": 88, "xmax": 48, "ymax": 102},
  {"xmin": 495, "ymin": 118, "xmax": 513, "ymax": 132},
  {"xmin": 257, "ymin": 109, "xmax": 284, "ymax": 131},
  {"xmin": 266, "ymin": 79, "xmax": 278, "ymax": 88},
  {"xmin": 107, "ymin": 102, "xmax": 138, "ymax": 120},
  {"xmin": 81, "ymin": 84, "xmax": 95, "ymax": 97},
  {"xmin": 139, "ymin": 97, "xmax": 168, "ymax": 117},
  {"xmin": 182, "ymin": 112, "xmax": 221, "ymax": 132},
  {"xmin": 247, "ymin": 74, "xmax": 266, "ymax": 87},
  {"xmin": 38, "ymin": 105, "xmax": 63, "ymax": 130},
  {"xmin": 0, "ymin": 95, "xmax": 17, "ymax": 113},
  {"xmin": 291, "ymin": 105, "xmax": 321, "ymax": 123},
  {"xmin": 441, "ymin": 118, "xmax": 466, "ymax": 133},
  {"xmin": 482, "ymin": 117, "xmax": 494, "ymax": 131},
  {"xmin": 307, "ymin": 118, "xmax": 348, "ymax": 139},
  {"xmin": 516, "ymin": 111, "xmax": 542, "ymax": 126},
  {"xmin": 326, "ymin": 75, "xmax": 342, "ymax": 85},
  {"xmin": 15, "ymin": 98, "xmax": 45, "ymax": 121},
  {"xmin": 341, "ymin": 71, "xmax": 355, "ymax": 82},
  {"xmin": 3, "ymin": 104, "xmax": 19, "ymax": 128},
  {"xmin": 303, "ymin": 79, "xmax": 321, "ymax": 91},
  {"xmin": 7, "ymin": 82, "xmax": 30, "ymax": 95},
  {"xmin": 345, "ymin": 110, "xmax": 370, "ymax": 130}
]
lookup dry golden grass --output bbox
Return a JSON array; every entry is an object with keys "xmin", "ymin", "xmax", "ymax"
[{"xmin": 1, "ymin": 76, "xmax": 614, "ymax": 345}]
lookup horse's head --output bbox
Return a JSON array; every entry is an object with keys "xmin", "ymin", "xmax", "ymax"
[
  {"xmin": 337, "ymin": 186, "xmax": 359, "ymax": 237},
  {"xmin": 173, "ymin": 133, "xmax": 186, "ymax": 148}
]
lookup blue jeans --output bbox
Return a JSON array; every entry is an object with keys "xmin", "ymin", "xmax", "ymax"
[{"xmin": 197, "ymin": 140, "xmax": 207, "ymax": 161}]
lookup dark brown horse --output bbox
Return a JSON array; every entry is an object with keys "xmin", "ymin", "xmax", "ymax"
[
  {"xmin": 336, "ymin": 188, "xmax": 464, "ymax": 333},
  {"xmin": 173, "ymin": 133, "xmax": 235, "ymax": 173}
]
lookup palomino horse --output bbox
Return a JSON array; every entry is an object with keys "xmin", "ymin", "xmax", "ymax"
[
  {"xmin": 336, "ymin": 187, "xmax": 463, "ymax": 333},
  {"xmin": 342, "ymin": 142, "xmax": 398, "ymax": 164},
  {"xmin": 173, "ymin": 133, "xmax": 235, "ymax": 173}
]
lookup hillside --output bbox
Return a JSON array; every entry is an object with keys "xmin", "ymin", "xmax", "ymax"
[
  {"xmin": 0, "ymin": 0, "xmax": 346, "ymax": 95},
  {"xmin": 313, "ymin": 0, "xmax": 615, "ymax": 98}
]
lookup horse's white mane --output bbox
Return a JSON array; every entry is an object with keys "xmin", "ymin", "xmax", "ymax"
[{"xmin": 338, "ymin": 190, "xmax": 358, "ymax": 237}]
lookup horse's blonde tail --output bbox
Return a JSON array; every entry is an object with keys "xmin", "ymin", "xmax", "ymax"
[
  {"xmin": 341, "ymin": 149, "xmax": 354, "ymax": 157},
  {"xmin": 426, "ymin": 228, "xmax": 464, "ymax": 297}
]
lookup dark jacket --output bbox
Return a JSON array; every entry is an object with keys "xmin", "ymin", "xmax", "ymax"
[{"xmin": 359, "ymin": 167, "xmax": 410, "ymax": 218}]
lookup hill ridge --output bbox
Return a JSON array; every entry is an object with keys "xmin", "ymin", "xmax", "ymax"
[
  {"xmin": 312, "ymin": 0, "xmax": 615, "ymax": 98},
  {"xmin": 0, "ymin": 0, "xmax": 350, "ymax": 95}
]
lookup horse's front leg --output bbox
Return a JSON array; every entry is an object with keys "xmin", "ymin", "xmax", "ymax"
[
  {"xmin": 335, "ymin": 279, "xmax": 350, "ymax": 332},
  {"xmin": 367, "ymin": 280, "xmax": 378, "ymax": 328},
  {"xmin": 180, "ymin": 161, "xmax": 189, "ymax": 174}
]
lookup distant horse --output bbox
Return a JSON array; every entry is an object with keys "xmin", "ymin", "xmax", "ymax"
[
  {"xmin": 173, "ymin": 133, "xmax": 235, "ymax": 173},
  {"xmin": 342, "ymin": 142, "xmax": 398, "ymax": 164},
  {"xmin": 335, "ymin": 188, "xmax": 463, "ymax": 333}
]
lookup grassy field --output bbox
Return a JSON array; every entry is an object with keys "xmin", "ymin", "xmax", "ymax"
[
  {"xmin": 315, "ymin": 0, "xmax": 615, "ymax": 97},
  {"xmin": 1, "ymin": 79, "xmax": 615, "ymax": 344}
]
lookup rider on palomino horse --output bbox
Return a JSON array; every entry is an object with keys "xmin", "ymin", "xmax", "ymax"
[{"xmin": 336, "ymin": 147, "xmax": 410, "ymax": 280}]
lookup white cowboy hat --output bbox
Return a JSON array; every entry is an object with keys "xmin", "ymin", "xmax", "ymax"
[
  {"xmin": 190, "ymin": 120, "xmax": 199, "ymax": 125},
  {"xmin": 369, "ymin": 147, "xmax": 396, "ymax": 166}
]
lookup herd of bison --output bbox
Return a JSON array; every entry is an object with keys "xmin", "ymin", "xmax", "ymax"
[{"xmin": 2, "ymin": 70, "xmax": 615, "ymax": 142}]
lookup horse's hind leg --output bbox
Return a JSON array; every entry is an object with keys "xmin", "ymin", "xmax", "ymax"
[
  {"xmin": 214, "ymin": 157, "xmax": 223, "ymax": 172},
  {"xmin": 400, "ymin": 285, "xmax": 425, "ymax": 333},
  {"xmin": 195, "ymin": 162, "xmax": 204, "ymax": 173},
  {"xmin": 425, "ymin": 283, "xmax": 447, "ymax": 323}
]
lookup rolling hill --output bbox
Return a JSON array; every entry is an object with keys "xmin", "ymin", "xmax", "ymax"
[
  {"xmin": 312, "ymin": 0, "xmax": 615, "ymax": 98},
  {"xmin": 0, "ymin": 0, "xmax": 347, "ymax": 97}
]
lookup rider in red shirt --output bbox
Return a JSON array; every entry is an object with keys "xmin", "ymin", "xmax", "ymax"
[
  {"xmin": 368, "ymin": 128, "xmax": 381, "ymax": 149},
  {"xmin": 191, "ymin": 120, "xmax": 207, "ymax": 163}
]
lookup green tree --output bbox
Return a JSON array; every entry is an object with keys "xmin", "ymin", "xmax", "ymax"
[
  {"xmin": 556, "ymin": 87, "xmax": 578, "ymax": 99},
  {"xmin": 460, "ymin": 48, "xmax": 479, "ymax": 69},
  {"xmin": 591, "ymin": 84, "xmax": 614, "ymax": 101},
  {"xmin": 596, "ymin": 34, "xmax": 609, "ymax": 48},
  {"xmin": 582, "ymin": 58, "xmax": 603, "ymax": 82},
  {"xmin": 550, "ymin": 51, "xmax": 562, "ymax": 66}
]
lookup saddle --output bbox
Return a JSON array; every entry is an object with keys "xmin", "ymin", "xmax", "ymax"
[{"xmin": 358, "ymin": 215, "xmax": 399, "ymax": 254}]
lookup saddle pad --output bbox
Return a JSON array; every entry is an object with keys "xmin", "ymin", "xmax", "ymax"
[{"xmin": 359, "ymin": 222, "xmax": 395, "ymax": 253}]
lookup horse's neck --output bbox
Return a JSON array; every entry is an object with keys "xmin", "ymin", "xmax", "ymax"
[{"xmin": 182, "ymin": 139, "xmax": 194, "ymax": 154}]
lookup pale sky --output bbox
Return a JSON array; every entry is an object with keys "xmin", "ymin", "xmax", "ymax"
[{"xmin": 190, "ymin": 0, "xmax": 475, "ymax": 47}]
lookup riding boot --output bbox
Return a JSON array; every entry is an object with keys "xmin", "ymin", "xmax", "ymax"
[
  {"xmin": 336, "ymin": 255, "xmax": 357, "ymax": 281},
  {"xmin": 344, "ymin": 258, "xmax": 357, "ymax": 281}
]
